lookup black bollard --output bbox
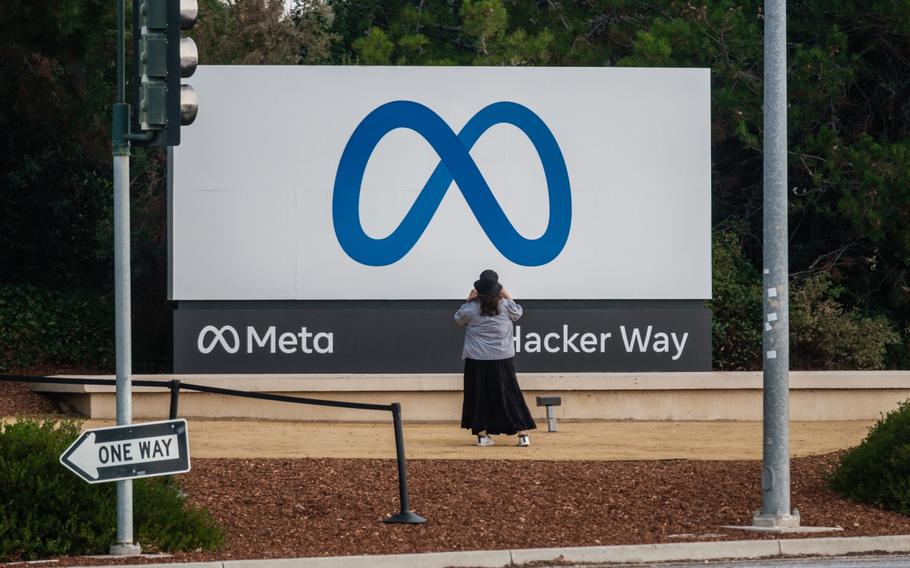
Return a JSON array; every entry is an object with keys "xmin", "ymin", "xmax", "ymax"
[
  {"xmin": 168, "ymin": 379, "xmax": 181, "ymax": 420},
  {"xmin": 383, "ymin": 402, "xmax": 427, "ymax": 524}
]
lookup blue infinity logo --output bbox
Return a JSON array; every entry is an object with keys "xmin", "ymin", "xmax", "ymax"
[{"xmin": 332, "ymin": 101, "xmax": 572, "ymax": 266}]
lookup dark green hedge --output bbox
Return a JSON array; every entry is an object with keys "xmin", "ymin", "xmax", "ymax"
[
  {"xmin": 0, "ymin": 419, "xmax": 223, "ymax": 561},
  {"xmin": 0, "ymin": 285, "xmax": 113, "ymax": 373},
  {"xmin": 830, "ymin": 400, "xmax": 910, "ymax": 515}
]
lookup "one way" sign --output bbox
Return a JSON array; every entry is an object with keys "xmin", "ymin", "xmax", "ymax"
[{"xmin": 60, "ymin": 419, "xmax": 191, "ymax": 484}]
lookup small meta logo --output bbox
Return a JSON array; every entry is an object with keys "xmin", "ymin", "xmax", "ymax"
[
  {"xmin": 197, "ymin": 325, "xmax": 240, "ymax": 354},
  {"xmin": 332, "ymin": 100, "xmax": 572, "ymax": 267},
  {"xmin": 197, "ymin": 325, "xmax": 334, "ymax": 355}
]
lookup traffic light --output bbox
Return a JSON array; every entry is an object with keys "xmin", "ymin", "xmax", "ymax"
[{"xmin": 132, "ymin": 0, "xmax": 199, "ymax": 147}]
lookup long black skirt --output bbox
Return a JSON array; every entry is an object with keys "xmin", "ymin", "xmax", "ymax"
[{"xmin": 461, "ymin": 357, "xmax": 536, "ymax": 436}]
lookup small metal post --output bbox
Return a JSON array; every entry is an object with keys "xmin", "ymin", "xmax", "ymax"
[
  {"xmin": 383, "ymin": 403, "xmax": 426, "ymax": 524},
  {"xmin": 168, "ymin": 380, "xmax": 181, "ymax": 419},
  {"xmin": 535, "ymin": 396, "xmax": 561, "ymax": 432}
]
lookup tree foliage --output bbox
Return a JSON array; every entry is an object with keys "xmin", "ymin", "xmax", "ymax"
[
  {"xmin": 0, "ymin": 0, "xmax": 337, "ymax": 373},
  {"xmin": 192, "ymin": 0, "xmax": 336, "ymax": 65},
  {"xmin": 709, "ymin": 227, "xmax": 763, "ymax": 371},
  {"xmin": 1, "ymin": 0, "xmax": 909, "ymax": 371},
  {"xmin": 329, "ymin": 0, "xmax": 910, "ymax": 369},
  {"xmin": 790, "ymin": 273, "xmax": 901, "ymax": 370},
  {"xmin": 0, "ymin": 0, "xmax": 114, "ymax": 288}
]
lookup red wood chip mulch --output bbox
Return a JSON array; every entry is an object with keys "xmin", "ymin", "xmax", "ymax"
[
  {"xmin": 0, "ymin": 367, "xmax": 108, "ymax": 416},
  {"xmin": 0, "ymin": 377, "xmax": 59, "ymax": 416},
  {"xmin": 15, "ymin": 453, "xmax": 910, "ymax": 566}
]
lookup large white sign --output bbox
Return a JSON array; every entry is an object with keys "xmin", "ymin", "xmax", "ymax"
[{"xmin": 171, "ymin": 66, "xmax": 711, "ymax": 300}]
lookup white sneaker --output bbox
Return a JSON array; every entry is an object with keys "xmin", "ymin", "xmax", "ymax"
[
  {"xmin": 518, "ymin": 434, "xmax": 530, "ymax": 447},
  {"xmin": 477, "ymin": 435, "xmax": 495, "ymax": 446}
]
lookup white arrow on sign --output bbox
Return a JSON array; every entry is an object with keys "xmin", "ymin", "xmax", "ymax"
[{"xmin": 66, "ymin": 432, "xmax": 181, "ymax": 481}]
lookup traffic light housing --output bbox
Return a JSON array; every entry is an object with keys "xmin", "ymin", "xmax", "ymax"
[{"xmin": 132, "ymin": 0, "xmax": 198, "ymax": 147}]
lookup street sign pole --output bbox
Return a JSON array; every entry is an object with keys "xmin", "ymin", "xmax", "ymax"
[
  {"xmin": 110, "ymin": 0, "xmax": 196, "ymax": 550},
  {"xmin": 755, "ymin": 0, "xmax": 799, "ymax": 529},
  {"xmin": 112, "ymin": 0, "xmax": 140, "ymax": 556}
]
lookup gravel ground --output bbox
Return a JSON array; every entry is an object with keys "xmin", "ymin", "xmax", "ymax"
[{"xmin": 7, "ymin": 453, "xmax": 910, "ymax": 566}]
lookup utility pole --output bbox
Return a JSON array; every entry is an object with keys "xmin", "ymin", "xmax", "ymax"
[
  {"xmin": 110, "ymin": 0, "xmax": 141, "ymax": 555},
  {"xmin": 754, "ymin": 0, "xmax": 799, "ymax": 529},
  {"xmin": 109, "ymin": 0, "xmax": 197, "ymax": 555}
]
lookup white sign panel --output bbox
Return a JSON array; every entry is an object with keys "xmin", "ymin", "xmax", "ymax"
[
  {"xmin": 171, "ymin": 66, "xmax": 711, "ymax": 300},
  {"xmin": 59, "ymin": 419, "xmax": 191, "ymax": 484}
]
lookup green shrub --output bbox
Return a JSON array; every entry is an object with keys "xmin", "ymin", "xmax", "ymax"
[
  {"xmin": 0, "ymin": 419, "xmax": 223, "ymax": 561},
  {"xmin": 0, "ymin": 285, "xmax": 113, "ymax": 373},
  {"xmin": 791, "ymin": 273, "xmax": 901, "ymax": 370},
  {"xmin": 709, "ymin": 229, "xmax": 902, "ymax": 371},
  {"xmin": 709, "ymin": 229, "xmax": 763, "ymax": 370},
  {"xmin": 830, "ymin": 400, "xmax": 910, "ymax": 514},
  {"xmin": 134, "ymin": 478, "xmax": 225, "ymax": 553}
]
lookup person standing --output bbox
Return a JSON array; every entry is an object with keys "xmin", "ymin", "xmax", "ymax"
[{"xmin": 455, "ymin": 269, "xmax": 536, "ymax": 447}]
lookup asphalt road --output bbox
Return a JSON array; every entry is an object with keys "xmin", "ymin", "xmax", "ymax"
[{"xmin": 570, "ymin": 555, "xmax": 910, "ymax": 568}]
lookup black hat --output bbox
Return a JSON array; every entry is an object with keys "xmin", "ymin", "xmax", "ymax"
[{"xmin": 474, "ymin": 269, "xmax": 502, "ymax": 297}]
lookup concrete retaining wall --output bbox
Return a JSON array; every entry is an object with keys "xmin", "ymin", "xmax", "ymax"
[{"xmin": 31, "ymin": 371, "xmax": 910, "ymax": 422}]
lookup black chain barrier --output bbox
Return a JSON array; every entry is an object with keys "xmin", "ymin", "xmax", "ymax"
[{"xmin": 0, "ymin": 374, "xmax": 426, "ymax": 524}]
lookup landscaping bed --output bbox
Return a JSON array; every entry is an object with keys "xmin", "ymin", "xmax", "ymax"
[
  {"xmin": 0, "ymin": 372, "xmax": 58, "ymax": 416},
  {"xmin": 7, "ymin": 452, "xmax": 910, "ymax": 566}
]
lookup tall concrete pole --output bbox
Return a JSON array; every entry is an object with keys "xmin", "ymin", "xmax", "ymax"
[
  {"xmin": 754, "ymin": 0, "xmax": 799, "ymax": 529},
  {"xmin": 110, "ymin": 0, "xmax": 141, "ymax": 555}
]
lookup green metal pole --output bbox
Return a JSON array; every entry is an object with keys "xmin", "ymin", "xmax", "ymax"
[{"xmin": 113, "ymin": 0, "xmax": 129, "ymax": 157}]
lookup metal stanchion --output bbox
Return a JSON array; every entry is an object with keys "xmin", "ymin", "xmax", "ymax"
[
  {"xmin": 384, "ymin": 403, "xmax": 427, "ymax": 524},
  {"xmin": 168, "ymin": 380, "xmax": 182, "ymax": 420}
]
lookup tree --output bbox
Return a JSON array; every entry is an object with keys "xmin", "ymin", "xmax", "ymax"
[
  {"xmin": 192, "ymin": 0, "xmax": 335, "ymax": 65},
  {"xmin": 2, "ymin": 0, "xmax": 908, "ymax": 371}
]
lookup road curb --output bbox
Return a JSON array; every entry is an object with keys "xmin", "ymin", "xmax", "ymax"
[
  {"xmin": 223, "ymin": 550, "xmax": 512, "ymax": 568},
  {"xmin": 510, "ymin": 538, "xmax": 782, "ymax": 564},
  {"xmin": 70, "ymin": 534, "xmax": 910, "ymax": 568},
  {"xmin": 777, "ymin": 535, "xmax": 910, "ymax": 557}
]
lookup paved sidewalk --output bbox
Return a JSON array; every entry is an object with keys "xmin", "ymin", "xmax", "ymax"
[
  {"xmin": 64, "ymin": 535, "xmax": 910, "ymax": 568},
  {"xmin": 74, "ymin": 419, "xmax": 873, "ymax": 460}
]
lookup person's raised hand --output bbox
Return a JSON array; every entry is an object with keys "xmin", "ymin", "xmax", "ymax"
[
  {"xmin": 500, "ymin": 287, "xmax": 512, "ymax": 300},
  {"xmin": 467, "ymin": 288, "xmax": 478, "ymax": 301}
]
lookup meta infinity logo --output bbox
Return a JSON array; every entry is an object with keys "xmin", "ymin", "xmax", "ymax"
[
  {"xmin": 197, "ymin": 325, "xmax": 240, "ymax": 354},
  {"xmin": 332, "ymin": 101, "xmax": 572, "ymax": 266},
  {"xmin": 196, "ymin": 325, "xmax": 335, "ymax": 355}
]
